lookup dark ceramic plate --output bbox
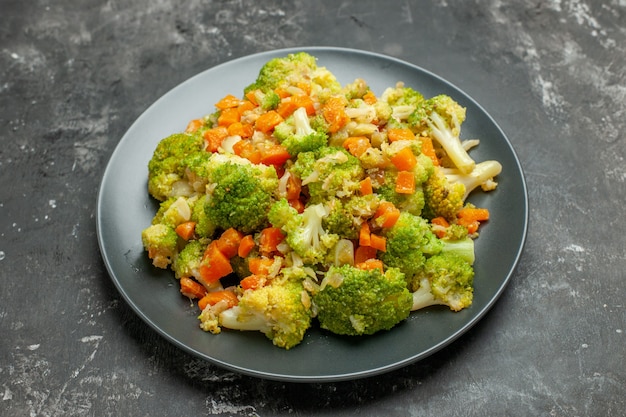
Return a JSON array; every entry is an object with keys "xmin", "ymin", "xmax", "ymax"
[{"xmin": 96, "ymin": 47, "xmax": 528, "ymax": 382}]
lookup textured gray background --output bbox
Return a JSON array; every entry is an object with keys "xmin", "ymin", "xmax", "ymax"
[{"xmin": 1, "ymin": 1, "xmax": 624, "ymax": 416}]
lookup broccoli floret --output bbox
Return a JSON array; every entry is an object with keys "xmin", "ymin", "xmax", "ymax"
[
  {"xmin": 408, "ymin": 95, "xmax": 474, "ymax": 174},
  {"xmin": 244, "ymin": 52, "xmax": 341, "ymax": 97},
  {"xmin": 141, "ymin": 223, "xmax": 179, "ymax": 269},
  {"xmin": 422, "ymin": 166, "xmax": 465, "ymax": 221},
  {"xmin": 190, "ymin": 194, "xmax": 216, "ymax": 238},
  {"xmin": 442, "ymin": 160, "xmax": 503, "ymax": 201},
  {"xmin": 172, "ymin": 239, "xmax": 206, "ymax": 280},
  {"xmin": 268, "ymin": 199, "xmax": 339, "ymax": 265},
  {"xmin": 218, "ymin": 276, "xmax": 313, "ymax": 349},
  {"xmin": 247, "ymin": 89, "xmax": 281, "ymax": 110},
  {"xmin": 314, "ymin": 265, "xmax": 413, "ymax": 336},
  {"xmin": 380, "ymin": 83, "xmax": 425, "ymax": 122},
  {"xmin": 292, "ymin": 146, "xmax": 365, "ymax": 203},
  {"xmin": 322, "ymin": 194, "xmax": 380, "ymax": 240},
  {"xmin": 147, "ymin": 133, "xmax": 205, "ymax": 201},
  {"xmin": 273, "ymin": 107, "xmax": 328, "ymax": 156},
  {"xmin": 204, "ymin": 154, "xmax": 278, "ymax": 234},
  {"xmin": 380, "ymin": 212, "xmax": 443, "ymax": 282},
  {"xmin": 410, "ymin": 252, "xmax": 474, "ymax": 311},
  {"xmin": 152, "ymin": 196, "xmax": 193, "ymax": 228},
  {"xmin": 440, "ymin": 236, "xmax": 475, "ymax": 265}
]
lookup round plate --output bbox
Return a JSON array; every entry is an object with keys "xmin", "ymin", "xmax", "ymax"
[{"xmin": 96, "ymin": 47, "xmax": 528, "ymax": 382}]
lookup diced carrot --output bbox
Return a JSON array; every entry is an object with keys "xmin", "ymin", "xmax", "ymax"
[
  {"xmin": 198, "ymin": 290, "xmax": 239, "ymax": 311},
  {"xmin": 369, "ymin": 234, "xmax": 387, "ymax": 252},
  {"xmin": 356, "ymin": 258, "xmax": 384, "ymax": 272},
  {"xmin": 203, "ymin": 126, "xmax": 229, "ymax": 153},
  {"xmin": 276, "ymin": 99, "xmax": 299, "ymax": 119},
  {"xmin": 274, "ymin": 88, "xmax": 291, "ymax": 99},
  {"xmin": 199, "ymin": 241, "xmax": 233, "ymax": 283},
  {"xmin": 216, "ymin": 228, "xmax": 244, "ymax": 259},
  {"xmin": 387, "ymin": 128, "xmax": 415, "ymax": 142},
  {"xmin": 237, "ymin": 100, "xmax": 256, "ymax": 116},
  {"xmin": 322, "ymin": 96, "xmax": 349, "ymax": 133},
  {"xmin": 288, "ymin": 198, "xmax": 305, "ymax": 213},
  {"xmin": 285, "ymin": 174, "xmax": 302, "ymax": 200},
  {"xmin": 260, "ymin": 144, "xmax": 291, "ymax": 166},
  {"xmin": 395, "ymin": 170, "xmax": 415, "ymax": 194},
  {"xmin": 354, "ymin": 245, "xmax": 377, "ymax": 264},
  {"xmin": 227, "ymin": 122, "xmax": 254, "ymax": 138},
  {"xmin": 390, "ymin": 147, "xmax": 417, "ymax": 171},
  {"xmin": 215, "ymin": 94, "xmax": 241, "ymax": 110},
  {"xmin": 420, "ymin": 136, "xmax": 440, "ymax": 166},
  {"xmin": 217, "ymin": 107, "xmax": 240, "ymax": 127},
  {"xmin": 343, "ymin": 136, "xmax": 371, "ymax": 157},
  {"xmin": 174, "ymin": 221, "xmax": 196, "ymax": 241},
  {"xmin": 179, "ymin": 276, "xmax": 208, "ymax": 299},
  {"xmin": 248, "ymin": 257, "xmax": 274, "ymax": 276},
  {"xmin": 232, "ymin": 140, "xmax": 262, "ymax": 164},
  {"xmin": 255, "ymin": 110, "xmax": 284, "ymax": 133},
  {"xmin": 185, "ymin": 119, "xmax": 204, "ymax": 133},
  {"xmin": 359, "ymin": 176, "xmax": 373, "ymax": 195},
  {"xmin": 431, "ymin": 216, "xmax": 450, "ymax": 239},
  {"xmin": 240, "ymin": 274, "xmax": 266, "ymax": 290},
  {"xmin": 359, "ymin": 222, "xmax": 371, "ymax": 247},
  {"xmin": 374, "ymin": 201, "xmax": 401, "ymax": 228},
  {"xmin": 457, "ymin": 207, "xmax": 490, "ymax": 222},
  {"xmin": 238, "ymin": 235, "xmax": 256, "ymax": 258},
  {"xmin": 292, "ymin": 94, "xmax": 315, "ymax": 115},
  {"xmin": 245, "ymin": 90, "xmax": 259, "ymax": 106},
  {"xmin": 296, "ymin": 81, "xmax": 311, "ymax": 95},
  {"xmin": 363, "ymin": 90, "xmax": 377, "ymax": 105},
  {"xmin": 460, "ymin": 220, "xmax": 480, "ymax": 234},
  {"xmin": 259, "ymin": 227, "xmax": 285, "ymax": 257}
]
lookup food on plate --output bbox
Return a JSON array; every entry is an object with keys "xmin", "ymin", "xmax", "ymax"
[{"xmin": 141, "ymin": 52, "xmax": 502, "ymax": 349}]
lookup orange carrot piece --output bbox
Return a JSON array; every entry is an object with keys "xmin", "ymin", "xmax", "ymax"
[
  {"xmin": 276, "ymin": 99, "xmax": 299, "ymax": 119},
  {"xmin": 217, "ymin": 107, "xmax": 241, "ymax": 127},
  {"xmin": 203, "ymin": 126, "xmax": 229, "ymax": 153},
  {"xmin": 238, "ymin": 235, "xmax": 256, "ymax": 258},
  {"xmin": 354, "ymin": 245, "xmax": 377, "ymax": 264},
  {"xmin": 255, "ymin": 110, "xmax": 284, "ymax": 133},
  {"xmin": 174, "ymin": 221, "xmax": 196, "ymax": 241},
  {"xmin": 390, "ymin": 147, "xmax": 417, "ymax": 171},
  {"xmin": 227, "ymin": 122, "xmax": 253, "ymax": 138},
  {"xmin": 198, "ymin": 290, "xmax": 239, "ymax": 311},
  {"xmin": 359, "ymin": 176, "xmax": 373, "ymax": 195},
  {"xmin": 285, "ymin": 174, "xmax": 302, "ymax": 201},
  {"xmin": 457, "ymin": 207, "xmax": 490, "ymax": 222},
  {"xmin": 343, "ymin": 136, "xmax": 371, "ymax": 157},
  {"xmin": 356, "ymin": 258, "xmax": 384, "ymax": 272},
  {"xmin": 431, "ymin": 216, "xmax": 450, "ymax": 239},
  {"xmin": 420, "ymin": 136, "xmax": 440, "ymax": 166},
  {"xmin": 259, "ymin": 227, "xmax": 285, "ymax": 257},
  {"xmin": 179, "ymin": 276, "xmax": 208, "ymax": 299},
  {"xmin": 369, "ymin": 234, "xmax": 387, "ymax": 252},
  {"xmin": 322, "ymin": 97, "xmax": 349, "ymax": 133},
  {"xmin": 239, "ymin": 274, "xmax": 266, "ymax": 290},
  {"xmin": 232, "ymin": 140, "xmax": 262, "ymax": 164},
  {"xmin": 199, "ymin": 241, "xmax": 233, "ymax": 283},
  {"xmin": 215, "ymin": 94, "xmax": 241, "ymax": 110},
  {"xmin": 260, "ymin": 144, "xmax": 291, "ymax": 166},
  {"xmin": 362, "ymin": 90, "xmax": 377, "ymax": 105},
  {"xmin": 216, "ymin": 228, "xmax": 244, "ymax": 259},
  {"xmin": 237, "ymin": 100, "xmax": 256, "ymax": 115},
  {"xmin": 374, "ymin": 201, "xmax": 401, "ymax": 228},
  {"xmin": 245, "ymin": 90, "xmax": 259, "ymax": 105},
  {"xmin": 387, "ymin": 128, "xmax": 415, "ymax": 142},
  {"xmin": 248, "ymin": 257, "xmax": 274, "ymax": 276},
  {"xmin": 395, "ymin": 170, "xmax": 415, "ymax": 194},
  {"xmin": 296, "ymin": 81, "xmax": 311, "ymax": 95},
  {"xmin": 359, "ymin": 222, "xmax": 371, "ymax": 247},
  {"xmin": 291, "ymin": 94, "xmax": 315, "ymax": 115},
  {"xmin": 185, "ymin": 119, "xmax": 204, "ymax": 133},
  {"xmin": 274, "ymin": 87, "xmax": 291, "ymax": 99}
]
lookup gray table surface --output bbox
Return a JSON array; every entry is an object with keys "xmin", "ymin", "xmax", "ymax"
[{"xmin": 1, "ymin": 1, "xmax": 624, "ymax": 416}]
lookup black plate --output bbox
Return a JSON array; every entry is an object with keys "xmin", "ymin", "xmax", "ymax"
[{"xmin": 96, "ymin": 47, "xmax": 528, "ymax": 382}]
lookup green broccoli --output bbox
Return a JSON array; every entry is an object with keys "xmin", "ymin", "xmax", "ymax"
[
  {"xmin": 408, "ymin": 95, "xmax": 475, "ymax": 174},
  {"xmin": 314, "ymin": 265, "xmax": 413, "ymax": 336},
  {"xmin": 217, "ymin": 276, "xmax": 314, "ymax": 349},
  {"xmin": 189, "ymin": 194, "xmax": 216, "ymax": 238},
  {"xmin": 442, "ymin": 160, "xmax": 503, "ymax": 201},
  {"xmin": 147, "ymin": 132, "xmax": 205, "ymax": 201},
  {"xmin": 268, "ymin": 199, "xmax": 339, "ymax": 265},
  {"xmin": 292, "ymin": 146, "xmax": 365, "ymax": 203},
  {"xmin": 322, "ymin": 194, "xmax": 379, "ymax": 240},
  {"xmin": 141, "ymin": 223, "xmax": 179, "ymax": 269},
  {"xmin": 422, "ymin": 165, "xmax": 465, "ymax": 221},
  {"xmin": 204, "ymin": 154, "xmax": 278, "ymax": 234},
  {"xmin": 410, "ymin": 252, "xmax": 474, "ymax": 312},
  {"xmin": 152, "ymin": 196, "xmax": 193, "ymax": 228},
  {"xmin": 379, "ymin": 212, "xmax": 443, "ymax": 282},
  {"xmin": 273, "ymin": 107, "xmax": 328, "ymax": 156},
  {"xmin": 172, "ymin": 239, "xmax": 206, "ymax": 280},
  {"xmin": 380, "ymin": 83, "xmax": 425, "ymax": 122}
]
